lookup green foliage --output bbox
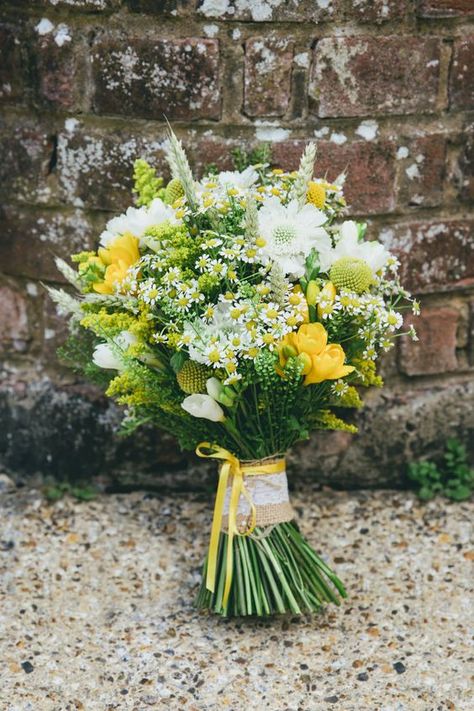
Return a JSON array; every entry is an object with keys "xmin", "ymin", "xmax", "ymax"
[
  {"xmin": 408, "ymin": 438, "xmax": 473, "ymax": 502},
  {"xmin": 231, "ymin": 144, "xmax": 271, "ymax": 171},
  {"xmin": 44, "ymin": 481, "xmax": 98, "ymax": 502},
  {"xmin": 57, "ymin": 331, "xmax": 113, "ymax": 387}
]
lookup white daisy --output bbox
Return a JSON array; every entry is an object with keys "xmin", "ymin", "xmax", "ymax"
[{"xmin": 256, "ymin": 197, "xmax": 330, "ymax": 278}]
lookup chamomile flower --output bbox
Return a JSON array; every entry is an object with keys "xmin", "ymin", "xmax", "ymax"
[{"xmin": 331, "ymin": 380, "xmax": 349, "ymax": 397}]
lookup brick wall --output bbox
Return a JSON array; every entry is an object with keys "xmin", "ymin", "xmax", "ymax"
[{"xmin": 0, "ymin": 0, "xmax": 473, "ymax": 490}]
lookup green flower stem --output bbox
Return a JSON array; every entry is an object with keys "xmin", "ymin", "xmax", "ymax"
[{"xmin": 195, "ymin": 520, "xmax": 346, "ymax": 617}]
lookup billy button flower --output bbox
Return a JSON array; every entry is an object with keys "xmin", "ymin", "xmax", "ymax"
[
  {"xmin": 277, "ymin": 322, "xmax": 354, "ymax": 386},
  {"xmin": 306, "ymin": 181, "xmax": 326, "ymax": 209}
]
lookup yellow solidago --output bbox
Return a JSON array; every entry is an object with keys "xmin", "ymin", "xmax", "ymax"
[
  {"xmin": 352, "ymin": 358, "xmax": 383, "ymax": 388},
  {"xmin": 314, "ymin": 410, "xmax": 358, "ymax": 433},
  {"xmin": 81, "ymin": 310, "xmax": 135, "ymax": 338},
  {"xmin": 334, "ymin": 385, "xmax": 363, "ymax": 409},
  {"xmin": 106, "ymin": 371, "xmax": 148, "ymax": 406},
  {"xmin": 128, "ymin": 308, "xmax": 155, "ymax": 343}
]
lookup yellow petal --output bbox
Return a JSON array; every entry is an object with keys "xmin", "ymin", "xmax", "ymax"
[
  {"xmin": 298, "ymin": 323, "xmax": 328, "ymax": 355},
  {"xmin": 304, "ymin": 344, "xmax": 354, "ymax": 385},
  {"xmin": 93, "ymin": 281, "xmax": 114, "ymax": 295}
]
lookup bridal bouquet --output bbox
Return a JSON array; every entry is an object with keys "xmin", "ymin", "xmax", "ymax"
[{"xmin": 49, "ymin": 128, "xmax": 418, "ymax": 617}]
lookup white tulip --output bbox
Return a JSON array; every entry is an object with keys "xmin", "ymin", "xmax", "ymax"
[
  {"xmin": 181, "ymin": 394, "xmax": 225, "ymax": 422},
  {"xmin": 92, "ymin": 331, "xmax": 137, "ymax": 371},
  {"xmin": 206, "ymin": 377, "xmax": 222, "ymax": 401},
  {"xmin": 92, "ymin": 344, "xmax": 124, "ymax": 371}
]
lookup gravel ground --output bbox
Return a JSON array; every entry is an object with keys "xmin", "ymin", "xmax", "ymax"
[{"xmin": 0, "ymin": 480, "xmax": 472, "ymax": 711}]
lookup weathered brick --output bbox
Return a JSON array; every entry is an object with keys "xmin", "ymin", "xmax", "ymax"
[
  {"xmin": 0, "ymin": 23, "xmax": 26, "ymax": 103},
  {"xmin": 127, "ymin": 0, "xmax": 193, "ymax": 13},
  {"xmin": 91, "ymin": 37, "xmax": 220, "ymax": 120},
  {"xmin": 41, "ymin": 0, "xmax": 119, "ymax": 9},
  {"xmin": 378, "ymin": 219, "xmax": 474, "ymax": 294},
  {"xmin": 395, "ymin": 134, "xmax": 446, "ymax": 208},
  {"xmin": 399, "ymin": 307, "xmax": 459, "ymax": 375},
  {"xmin": 188, "ymin": 135, "xmax": 242, "ymax": 176},
  {"xmin": 0, "ymin": 206, "xmax": 98, "ymax": 281},
  {"xmin": 35, "ymin": 28, "xmax": 84, "ymax": 110},
  {"xmin": 0, "ymin": 281, "xmax": 30, "ymax": 353},
  {"xmin": 449, "ymin": 37, "xmax": 474, "ymax": 111},
  {"xmin": 197, "ymin": 0, "xmax": 338, "ymax": 22},
  {"xmin": 418, "ymin": 0, "xmax": 474, "ymax": 16},
  {"xmin": 310, "ymin": 36, "xmax": 442, "ymax": 118},
  {"xmin": 345, "ymin": 0, "xmax": 412, "ymax": 23},
  {"xmin": 454, "ymin": 126, "xmax": 474, "ymax": 203},
  {"xmin": 41, "ymin": 294, "xmax": 71, "ymax": 364},
  {"xmin": 244, "ymin": 38, "xmax": 293, "ymax": 118},
  {"xmin": 56, "ymin": 122, "xmax": 169, "ymax": 211},
  {"xmin": 0, "ymin": 125, "xmax": 57, "ymax": 205},
  {"xmin": 271, "ymin": 139, "xmax": 396, "ymax": 214},
  {"xmin": 469, "ymin": 300, "xmax": 474, "ymax": 367}
]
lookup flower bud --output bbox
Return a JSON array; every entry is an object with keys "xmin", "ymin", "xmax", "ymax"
[
  {"xmin": 306, "ymin": 280, "xmax": 320, "ymax": 307},
  {"xmin": 282, "ymin": 344, "xmax": 298, "ymax": 359}
]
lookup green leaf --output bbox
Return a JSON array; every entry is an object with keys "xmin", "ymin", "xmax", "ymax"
[
  {"xmin": 418, "ymin": 486, "xmax": 435, "ymax": 501},
  {"xmin": 170, "ymin": 351, "xmax": 187, "ymax": 374},
  {"xmin": 446, "ymin": 485, "xmax": 472, "ymax": 501}
]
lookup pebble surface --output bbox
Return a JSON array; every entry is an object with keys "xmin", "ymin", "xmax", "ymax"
[{"xmin": 0, "ymin": 483, "xmax": 472, "ymax": 711}]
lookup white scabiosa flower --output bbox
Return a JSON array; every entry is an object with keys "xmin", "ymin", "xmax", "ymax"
[
  {"xmin": 320, "ymin": 221, "xmax": 391, "ymax": 275},
  {"xmin": 99, "ymin": 198, "xmax": 178, "ymax": 247},
  {"xmin": 92, "ymin": 331, "xmax": 137, "ymax": 371},
  {"xmin": 181, "ymin": 394, "xmax": 225, "ymax": 422},
  {"xmin": 257, "ymin": 197, "xmax": 330, "ymax": 278}
]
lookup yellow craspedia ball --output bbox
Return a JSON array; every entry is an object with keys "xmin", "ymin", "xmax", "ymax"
[
  {"xmin": 329, "ymin": 256, "xmax": 373, "ymax": 294},
  {"xmin": 164, "ymin": 178, "xmax": 185, "ymax": 205},
  {"xmin": 306, "ymin": 181, "xmax": 326, "ymax": 209},
  {"xmin": 176, "ymin": 360, "xmax": 211, "ymax": 394}
]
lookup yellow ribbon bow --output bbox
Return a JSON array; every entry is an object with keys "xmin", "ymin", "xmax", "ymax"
[{"xmin": 196, "ymin": 442, "xmax": 286, "ymax": 609}]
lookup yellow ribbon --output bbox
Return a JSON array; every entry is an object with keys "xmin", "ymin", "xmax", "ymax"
[{"xmin": 196, "ymin": 442, "xmax": 286, "ymax": 609}]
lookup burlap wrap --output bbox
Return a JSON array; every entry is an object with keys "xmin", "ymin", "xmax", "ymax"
[{"xmin": 220, "ymin": 458, "xmax": 294, "ymax": 531}]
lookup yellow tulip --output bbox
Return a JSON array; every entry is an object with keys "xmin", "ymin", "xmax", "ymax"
[
  {"xmin": 304, "ymin": 344, "xmax": 354, "ymax": 385},
  {"xmin": 93, "ymin": 233, "xmax": 140, "ymax": 295},
  {"xmin": 277, "ymin": 322, "xmax": 354, "ymax": 386}
]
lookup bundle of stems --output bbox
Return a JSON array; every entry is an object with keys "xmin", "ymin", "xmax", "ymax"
[{"xmin": 195, "ymin": 520, "xmax": 347, "ymax": 616}]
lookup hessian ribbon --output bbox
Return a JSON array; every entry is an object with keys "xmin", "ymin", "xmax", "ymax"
[{"xmin": 196, "ymin": 442, "xmax": 286, "ymax": 609}]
